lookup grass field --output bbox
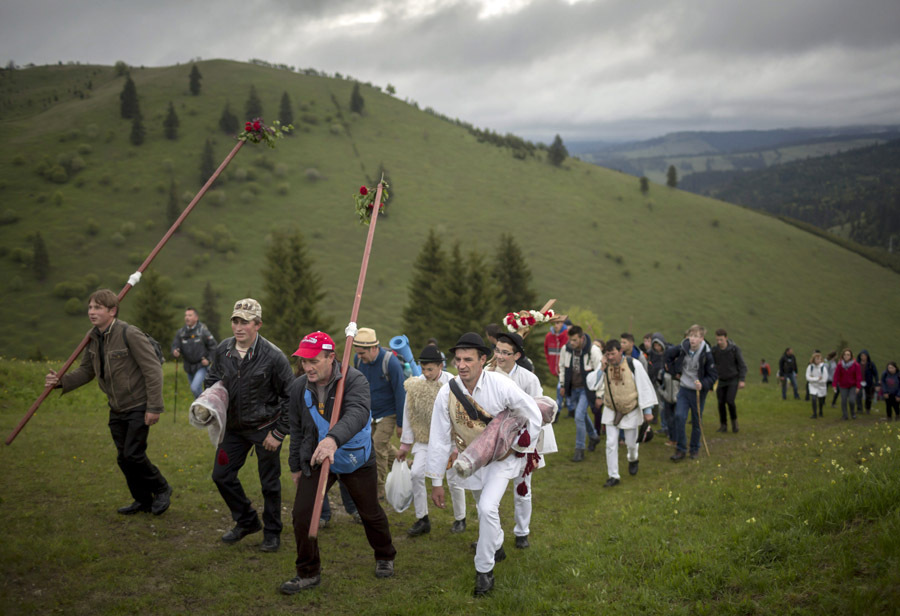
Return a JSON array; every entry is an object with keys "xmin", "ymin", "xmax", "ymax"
[
  {"xmin": 1, "ymin": 61, "xmax": 899, "ymax": 369},
  {"xmin": 1, "ymin": 358, "xmax": 898, "ymax": 615}
]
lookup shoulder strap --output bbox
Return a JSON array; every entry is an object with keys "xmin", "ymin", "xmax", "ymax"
[
  {"xmin": 122, "ymin": 322, "xmax": 131, "ymax": 351},
  {"xmin": 626, "ymin": 356, "xmax": 635, "ymax": 373},
  {"xmin": 381, "ymin": 348, "xmax": 391, "ymax": 382},
  {"xmin": 449, "ymin": 379, "xmax": 492, "ymax": 424}
]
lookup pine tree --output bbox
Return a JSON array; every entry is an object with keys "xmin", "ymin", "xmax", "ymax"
[
  {"xmin": 132, "ymin": 269, "xmax": 176, "ymax": 357},
  {"xmin": 262, "ymin": 228, "xmax": 332, "ymax": 354},
  {"xmin": 199, "ymin": 138, "xmax": 216, "ymax": 187},
  {"xmin": 201, "ymin": 281, "xmax": 222, "ymax": 340},
  {"xmin": 547, "ymin": 134, "xmax": 568, "ymax": 167},
  {"xmin": 218, "ymin": 102, "xmax": 239, "ymax": 134},
  {"xmin": 32, "ymin": 232, "xmax": 49, "ymax": 281},
  {"xmin": 491, "ymin": 233, "xmax": 536, "ymax": 313},
  {"xmin": 279, "ymin": 91, "xmax": 293, "ymax": 127},
  {"xmin": 119, "ymin": 75, "xmax": 139, "ymax": 119},
  {"xmin": 640, "ymin": 176, "xmax": 650, "ymax": 194},
  {"xmin": 130, "ymin": 111, "xmax": 145, "ymax": 146},
  {"xmin": 163, "ymin": 101, "xmax": 179, "ymax": 140},
  {"xmin": 666, "ymin": 165, "xmax": 678, "ymax": 188},
  {"xmin": 402, "ymin": 229, "xmax": 447, "ymax": 349},
  {"xmin": 464, "ymin": 250, "xmax": 498, "ymax": 334},
  {"xmin": 166, "ymin": 180, "xmax": 181, "ymax": 226},
  {"xmin": 189, "ymin": 64, "xmax": 202, "ymax": 96},
  {"xmin": 435, "ymin": 242, "xmax": 475, "ymax": 339},
  {"xmin": 245, "ymin": 85, "xmax": 263, "ymax": 120},
  {"xmin": 349, "ymin": 82, "xmax": 365, "ymax": 114}
]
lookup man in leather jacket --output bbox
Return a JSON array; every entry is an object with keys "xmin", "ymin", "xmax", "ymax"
[{"xmin": 204, "ymin": 298, "xmax": 294, "ymax": 553}]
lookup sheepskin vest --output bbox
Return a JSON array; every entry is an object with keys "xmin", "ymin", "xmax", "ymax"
[{"xmin": 403, "ymin": 376, "xmax": 442, "ymax": 444}]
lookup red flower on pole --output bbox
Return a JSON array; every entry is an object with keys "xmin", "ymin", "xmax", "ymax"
[
  {"xmin": 360, "ymin": 186, "xmax": 368, "ymax": 196},
  {"xmin": 245, "ymin": 122, "xmax": 253, "ymax": 131},
  {"xmin": 354, "ymin": 180, "xmax": 389, "ymax": 225},
  {"xmin": 252, "ymin": 120, "xmax": 261, "ymax": 131}
]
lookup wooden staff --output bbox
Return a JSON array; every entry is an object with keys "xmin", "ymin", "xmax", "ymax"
[
  {"xmin": 308, "ymin": 181, "xmax": 385, "ymax": 539},
  {"xmin": 697, "ymin": 388, "xmax": 710, "ymax": 457},
  {"xmin": 6, "ymin": 140, "xmax": 246, "ymax": 445}
]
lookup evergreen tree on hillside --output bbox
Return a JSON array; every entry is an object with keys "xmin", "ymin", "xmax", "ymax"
[
  {"xmin": 166, "ymin": 180, "xmax": 181, "ymax": 226},
  {"xmin": 402, "ymin": 229, "xmax": 447, "ymax": 349},
  {"xmin": 119, "ymin": 75, "xmax": 139, "ymax": 119},
  {"xmin": 130, "ymin": 111, "xmax": 145, "ymax": 146},
  {"xmin": 163, "ymin": 101, "xmax": 179, "ymax": 140},
  {"xmin": 132, "ymin": 269, "xmax": 176, "ymax": 357},
  {"xmin": 666, "ymin": 165, "xmax": 678, "ymax": 188},
  {"xmin": 491, "ymin": 233, "xmax": 536, "ymax": 313},
  {"xmin": 32, "ymin": 232, "xmax": 49, "ymax": 281},
  {"xmin": 350, "ymin": 82, "xmax": 365, "ymax": 114},
  {"xmin": 245, "ymin": 85, "xmax": 263, "ymax": 120},
  {"xmin": 547, "ymin": 134, "xmax": 568, "ymax": 167},
  {"xmin": 464, "ymin": 250, "xmax": 498, "ymax": 334},
  {"xmin": 201, "ymin": 281, "xmax": 221, "ymax": 340},
  {"xmin": 189, "ymin": 64, "xmax": 202, "ymax": 96},
  {"xmin": 218, "ymin": 102, "xmax": 239, "ymax": 134},
  {"xmin": 640, "ymin": 176, "xmax": 650, "ymax": 194},
  {"xmin": 262, "ymin": 228, "xmax": 332, "ymax": 354},
  {"xmin": 199, "ymin": 138, "xmax": 216, "ymax": 187},
  {"xmin": 279, "ymin": 91, "xmax": 294, "ymax": 127},
  {"xmin": 435, "ymin": 242, "xmax": 471, "ymax": 338}
]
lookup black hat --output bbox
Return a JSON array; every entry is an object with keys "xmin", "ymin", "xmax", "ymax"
[
  {"xmin": 494, "ymin": 331, "xmax": 525, "ymax": 356},
  {"xmin": 418, "ymin": 345, "xmax": 443, "ymax": 364},
  {"xmin": 448, "ymin": 332, "xmax": 492, "ymax": 356}
]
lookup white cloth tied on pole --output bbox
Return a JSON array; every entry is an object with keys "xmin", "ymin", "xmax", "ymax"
[
  {"xmin": 127, "ymin": 271, "xmax": 142, "ymax": 287},
  {"xmin": 345, "ymin": 322, "xmax": 358, "ymax": 338}
]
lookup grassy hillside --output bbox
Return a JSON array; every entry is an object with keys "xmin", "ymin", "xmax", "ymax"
[{"xmin": 1, "ymin": 61, "xmax": 898, "ymax": 370}]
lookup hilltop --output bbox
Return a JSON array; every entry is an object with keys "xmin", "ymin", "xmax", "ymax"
[{"xmin": 1, "ymin": 60, "xmax": 898, "ymax": 367}]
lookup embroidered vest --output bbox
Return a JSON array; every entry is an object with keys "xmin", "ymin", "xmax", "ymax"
[
  {"xmin": 304, "ymin": 389, "xmax": 372, "ymax": 474},
  {"xmin": 604, "ymin": 359, "xmax": 639, "ymax": 413}
]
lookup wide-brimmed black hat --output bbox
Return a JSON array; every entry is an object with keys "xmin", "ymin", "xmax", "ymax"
[
  {"xmin": 448, "ymin": 332, "xmax": 492, "ymax": 356},
  {"xmin": 418, "ymin": 345, "xmax": 444, "ymax": 364},
  {"xmin": 494, "ymin": 331, "xmax": 525, "ymax": 356}
]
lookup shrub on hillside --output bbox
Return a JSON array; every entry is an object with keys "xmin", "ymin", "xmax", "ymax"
[
  {"xmin": 300, "ymin": 114, "xmax": 318, "ymax": 125},
  {"xmin": 274, "ymin": 163, "xmax": 288, "ymax": 178},
  {"xmin": 208, "ymin": 191, "xmax": 226, "ymax": 207},
  {"xmin": 277, "ymin": 182, "xmax": 289, "ymax": 195},
  {"xmin": 240, "ymin": 190, "xmax": 255, "ymax": 204},
  {"xmin": 8, "ymin": 276, "xmax": 23, "ymax": 292},
  {"xmin": 85, "ymin": 219, "xmax": 99, "ymax": 236},
  {"xmin": 233, "ymin": 168, "xmax": 248, "ymax": 182},
  {"xmin": 64, "ymin": 297, "xmax": 83, "ymax": 315},
  {"xmin": 304, "ymin": 168, "xmax": 322, "ymax": 182},
  {"xmin": 77, "ymin": 143, "xmax": 92, "ymax": 155},
  {"xmin": 329, "ymin": 124, "xmax": 343, "ymax": 136},
  {"xmin": 83, "ymin": 273, "xmax": 99, "ymax": 288},
  {"xmin": 120, "ymin": 222, "xmax": 136, "ymax": 236},
  {"xmin": 110, "ymin": 232, "xmax": 126, "ymax": 246},
  {"xmin": 10, "ymin": 247, "xmax": 31, "ymax": 264},
  {"xmin": 128, "ymin": 251, "xmax": 143, "ymax": 265},
  {"xmin": 50, "ymin": 165, "xmax": 68, "ymax": 183},
  {"xmin": 53, "ymin": 281, "xmax": 88, "ymax": 299},
  {"xmin": 12, "ymin": 154, "xmax": 25, "ymax": 166},
  {"xmin": 212, "ymin": 224, "xmax": 237, "ymax": 253},
  {"xmin": 253, "ymin": 156, "xmax": 275, "ymax": 171},
  {"xmin": 52, "ymin": 191, "xmax": 63, "ymax": 206},
  {"xmin": 0, "ymin": 209, "xmax": 19, "ymax": 225}
]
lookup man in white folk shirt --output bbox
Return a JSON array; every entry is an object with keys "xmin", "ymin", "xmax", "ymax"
[
  {"xmin": 490, "ymin": 331, "xmax": 557, "ymax": 549},
  {"xmin": 426, "ymin": 333, "xmax": 542, "ymax": 598},
  {"xmin": 396, "ymin": 344, "xmax": 467, "ymax": 536},
  {"xmin": 587, "ymin": 338, "xmax": 657, "ymax": 487}
]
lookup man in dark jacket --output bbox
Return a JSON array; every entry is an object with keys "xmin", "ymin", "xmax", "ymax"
[
  {"xmin": 45, "ymin": 288, "xmax": 172, "ymax": 516},
  {"xmin": 280, "ymin": 331, "xmax": 396, "ymax": 594},
  {"xmin": 204, "ymin": 298, "xmax": 294, "ymax": 553},
  {"xmin": 171, "ymin": 306, "xmax": 216, "ymax": 398},
  {"xmin": 666, "ymin": 325, "xmax": 718, "ymax": 461},
  {"xmin": 711, "ymin": 329, "xmax": 747, "ymax": 433},
  {"xmin": 778, "ymin": 348, "xmax": 800, "ymax": 400}
]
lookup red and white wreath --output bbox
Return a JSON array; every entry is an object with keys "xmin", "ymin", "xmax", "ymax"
[{"xmin": 504, "ymin": 309, "xmax": 556, "ymax": 333}]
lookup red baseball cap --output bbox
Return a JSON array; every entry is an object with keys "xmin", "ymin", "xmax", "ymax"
[{"xmin": 293, "ymin": 331, "xmax": 335, "ymax": 358}]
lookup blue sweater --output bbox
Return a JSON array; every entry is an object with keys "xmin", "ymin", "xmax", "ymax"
[{"xmin": 355, "ymin": 347, "xmax": 407, "ymax": 425}]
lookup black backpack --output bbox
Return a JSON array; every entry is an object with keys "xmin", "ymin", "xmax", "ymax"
[{"xmin": 123, "ymin": 325, "xmax": 165, "ymax": 365}]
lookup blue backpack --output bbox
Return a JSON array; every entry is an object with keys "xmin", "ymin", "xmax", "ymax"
[{"xmin": 304, "ymin": 388, "xmax": 372, "ymax": 474}]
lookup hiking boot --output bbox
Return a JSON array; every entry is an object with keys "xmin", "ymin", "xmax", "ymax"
[
  {"xmin": 473, "ymin": 570, "xmax": 494, "ymax": 597},
  {"xmin": 732, "ymin": 420, "xmax": 739, "ymax": 432},
  {"xmin": 716, "ymin": 424, "xmax": 727, "ymax": 433},
  {"xmin": 280, "ymin": 575, "xmax": 321, "ymax": 594},
  {"xmin": 375, "ymin": 560, "xmax": 394, "ymax": 578},
  {"xmin": 515, "ymin": 535, "xmax": 530, "ymax": 549},
  {"xmin": 628, "ymin": 460, "xmax": 639, "ymax": 476},
  {"xmin": 587, "ymin": 435, "xmax": 601, "ymax": 452},
  {"xmin": 117, "ymin": 501, "xmax": 150, "ymax": 515},
  {"xmin": 259, "ymin": 535, "xmax": 280, "ymax": 553},
  {"xmin": 689, "ymin": 451, "xmax": 699, "ymax": 460},
  {"xmin": 221, "ymin": 518, "xmax": 262, "ymax": 543},
  {"xmin": 151, "ymin": 485, "xmax": 173, "ymax": 516},
  {"xmin": 450, "ymin": 519, "xmax": 466, "ymax": 534},
  {"xmin": 670, "ymin": 451, "xmax": 686, "ymax": 462},
  {"xmin": 571, "ymin": 449, "xmax": 585, "ymax": 462},
  {"xmin": 494, "ymin": 546, "xmax": 506, "ymax": 563},
  {"xmin": 603, "ymin": 477, "xmax": 620, "ymax": 488},
  {"xmin": 810, "ymin": 414, "xmax": 818, "ymax": 419},
  {"xmin": 407, "ymin": 516, "xmax": 431, "ymax": 537}
]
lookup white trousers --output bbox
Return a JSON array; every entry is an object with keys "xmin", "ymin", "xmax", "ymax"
[
  {"xmin": 474, "ymin": 455, "xmax": 525, "ymax": 573},
  {"xmin": 605, "ymin": 425, "xmax": 639, "ymax": 479},
  {"xmin": 512, "ymin": 474, "xmax": 532, "ymax": 537},
  {"xmin": 411, "ymin": 443, "xmax": 466, "ymax": 520}
]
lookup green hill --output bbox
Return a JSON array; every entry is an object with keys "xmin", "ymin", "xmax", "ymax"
[{"xmin": 1, "ymin": 60, "xmax": 898, "ymax": 369}]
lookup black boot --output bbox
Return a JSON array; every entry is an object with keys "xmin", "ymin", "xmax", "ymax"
[
  {"xmin": 407, "ymin": 516, "xmax": 431, "ymax": 537},
  {"xmin": 732, "ymin": 419, "xmax": 739, "ymax": 433},
  {"xmin": 474, "ymin": 570, "xmax": 494, "ymax": 597},
  {"xmin": 716, "ymin": 424, "xmax": 727, "ymax": 433}
]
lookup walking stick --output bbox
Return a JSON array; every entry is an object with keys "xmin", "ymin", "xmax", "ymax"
[
  {"xmin": 173, "ymin": 358, "xmax": 178, "ymax": 423},
  {"xmin": 6, "ymin": 140, "xmax": 248, "ymax": 445},
  {"xmin": 308, "ymin": 180, "xmax": 386, "ymax": 539},
  {"xmin": 697, "ymin": 388, "xmax": 710, "ymax": 457}
]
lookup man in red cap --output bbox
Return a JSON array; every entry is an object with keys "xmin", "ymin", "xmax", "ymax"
[{"xmin": 280, "ymin": 331, "xmax": 396, "ymax": 594}]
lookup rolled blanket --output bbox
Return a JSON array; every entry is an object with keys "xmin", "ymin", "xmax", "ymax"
[
  {"xmin": 453, "ymin": 409, "xmax": 524, "ymax": 478},
  {"xmin": 189, "ymin": 381, "xmax": 228, "ymax": 446}
]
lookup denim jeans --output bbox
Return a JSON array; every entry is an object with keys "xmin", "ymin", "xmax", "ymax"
[
  {"xmin": 781, "ymin": 373, "xmax": 799, "ymax": 399},
  {"xmin": 556, "ymin": 383, "xmax": 565, "ymax": 417},
  {"xmin": 674, "ymin": 387, "xmax": 708, "ymax": 454},
  {"xmin": 567, "ymin": 387, "xmax": 597, "ymax": 449},
  {"xmin": 185, "ymin": 365, "xmax": 208, "ymax": 399}
]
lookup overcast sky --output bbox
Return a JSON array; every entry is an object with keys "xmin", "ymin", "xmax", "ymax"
[{"xmin": 2, "ymin": 0, "xmax": 899, "ymax": 142}]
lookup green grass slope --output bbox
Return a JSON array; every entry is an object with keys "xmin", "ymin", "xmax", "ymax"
[{"xmin": 1, "ymin": 61, "xmax": 898, "ymax": 367}]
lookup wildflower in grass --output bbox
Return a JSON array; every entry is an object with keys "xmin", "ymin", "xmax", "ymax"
[
  {"xmin": 746, "ymin": 517, "xmax": 756, "ymax": 523},
  {"xmin": 674, "ymin": 509, "xmax": 678, "ymax": 514},
  {"xmin": 783, "ymin": 473, "xmax": 788, "ymax": 478},
  {"xmin": 756, "ymin": 484, "xmax": 761, "ymax": 489}
]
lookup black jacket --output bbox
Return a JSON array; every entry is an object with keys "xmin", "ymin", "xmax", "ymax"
[
  {"xmin": 204, "ymin": 335, "xmax": 293, "ymax": 437},
  {"xmin": 711, "ymin": 339, "xmax": 747, "ymax": 381},
  {"xmin": 171, "ymin": 322, "xmax": 217, "ymax": 372},
  {"xmin": 665, "ymin": 339, "xmax": 718, "ymax": 392},
  {"xmin": 288, "ymin": 361, "xmax": 373, "ymax": 475},
  {"xmin": 779, "ymin": 353, "xmax": 798, "ymax": 377}
]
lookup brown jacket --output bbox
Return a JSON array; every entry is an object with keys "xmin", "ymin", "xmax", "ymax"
[{"xmin": 61, "ymin": 319, "xmax": 164, "ymax": 413}]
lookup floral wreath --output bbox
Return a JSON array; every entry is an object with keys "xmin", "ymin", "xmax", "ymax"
[
  {"xmin": 354, "ymin": 179, "xmax": 389, "ymax": 225},
  {"xmin": 504, "ymin": 308, "xmax": 556, "ymax": 333},
  {"xmin": 238, "ymin": 118, "xmax": 293, "ymax": 148}
]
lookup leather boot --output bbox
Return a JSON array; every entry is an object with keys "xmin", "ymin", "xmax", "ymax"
[
  {"xmin": 732, "ymin": 419, "xmax": 739, "ymax": 432},
  {"xmin": 474, "ymin": 570, "xmax": 494, "ymax": 597},
  {"xmin": 571, "ymin": 448, "xmax": 585, "ymax": 462},
  {"xmin": 716, "ymin": 424, "xmax": 727, "ymax": 432}
]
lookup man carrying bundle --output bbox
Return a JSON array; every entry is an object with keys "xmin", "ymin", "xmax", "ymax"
[{"xmin": 426, "ymin": 333, "xmax": 542, "ymax": 598}]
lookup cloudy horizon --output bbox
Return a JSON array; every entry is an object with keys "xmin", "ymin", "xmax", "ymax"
[{"xmin": 2, "ymin": 0, "xmax": 899, "ymax": 142}]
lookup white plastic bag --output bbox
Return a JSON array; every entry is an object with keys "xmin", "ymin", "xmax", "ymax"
[{"xmin": 385, "ymin": 458, "xmax": 413, "ymax": 513}]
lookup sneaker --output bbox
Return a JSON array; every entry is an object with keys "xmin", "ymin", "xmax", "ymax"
[
  {"xmin": 515, "ymin": 535, "xmax": 530, "ymax": 549},
  {"xmin": 151, "ymin": 485, "xmax": 173, "ymax": 516},
  {"xmin": 603, "ymin": 477, "xmax": 620, "ymax": 488},
  {"xmin": 221, "ymin": 518, "xmax": 262, "ymax": 543},
  {"xmin": 450, "ymin": 519, "xmax": 466, "ymax": 534},
  {"xmin": 407, "ymin": 516, "xmax": 431, "ymax": 537},
  {"xmin": 280, "ymin": 575, "xmax": 321, "ymax": 594},
  {"xmin": 375, "ymin": 560, "xmax": 394, "ymax": 578}
]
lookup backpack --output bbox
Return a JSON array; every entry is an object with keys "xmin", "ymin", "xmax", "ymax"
[
  {"xmin": 354, "ymin": 347, "xmax": 394, "ymax": 382},
  {"xmin": 123, "ymin": 325, "xmax": 166, "ymax": 365}
]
